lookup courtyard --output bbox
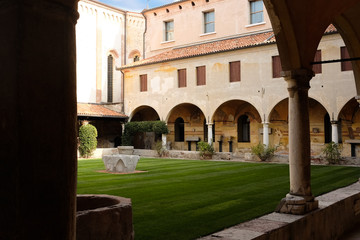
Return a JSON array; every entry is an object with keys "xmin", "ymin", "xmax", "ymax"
[{"xmin": 77, "ymin": 157, "xmax": 360, "ymax": 240}]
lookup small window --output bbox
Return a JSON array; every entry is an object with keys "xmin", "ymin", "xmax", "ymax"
[
  {"xmin": 178, "ymin": 69, "xmax": 187, "ymax": 88},
  {"xmin": 164, "ymin": 20, "xmax": 174, "ymax": 41},
  {"xmin": 341, "ymin": 46, "xmax": 352, "ymax": 71},
  {"xmin": 250, "ymin": 0, "xmax": 263, "ymax": 24},
  {"xmin": 107, "ymin": 55, "xmax": 113, "ymax": 102},
  {"xmin": 272, "ymin": 55, "xmax": 282, "ymax": 78},
  {"xmin": 140, "ymin": 74, "xmax": 147, "ymax": 92},
  {"xmin": 134, "ymin": 55, "xmax": 140, "ymax": 62},
  {"xmin": 204, "ymin": 11, "xmax": 215, "ymax": 33},
  {"xmin": 196, "ymin": 66, "xmax": 206, "ymax": 86},
  {"xmin": 229, "ymin": 61, "xmax": 241, "ymax": 82},
  {"xmin": 313, "ymin": 50, "xmax": 322, "ymax": 74}
]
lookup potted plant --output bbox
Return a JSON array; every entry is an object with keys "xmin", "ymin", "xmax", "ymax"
[{"xmin": 197, "ymin": 141, "xmax": 215, "ymax": 159}]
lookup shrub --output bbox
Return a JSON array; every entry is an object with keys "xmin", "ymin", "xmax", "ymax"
[
  {"xmin": 251, "ymin": 143, "xmax": 277, "ymax": 161},
  {"xmin": 122, "ymin": 121, "xmax": 169, "ymax": 146},
  {"xmin": 322, "ymin": 141, "xmax": 342, "ymax": 164},
  {"xmin": 197, "ymin": 141, "xmax": 215, "ymax": 158},
  {"xmin": 154, "ymin": 140, "xmax": 168, "ymax": 157},
  {"xmin": 79, "ymin": 123, "xmax": 98, "ymax": 158}
]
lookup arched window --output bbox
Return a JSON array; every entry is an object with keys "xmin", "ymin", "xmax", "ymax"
[
  {"xmin": 324, "ymin": 113, "xmax": 331, "ymax": 143},
  {"xmin": 175, "ymin": 117, "xmax": 184, "ymax": 142},
  {"xmin": 107, "ymin": 55, "xmax": 113, "ymax": 102},
  {"xmin": 133, "ymin": 55, "xmax": 140, "ymax": 62},
  {"xmin": 238, "ymin": 115, "xmax": 250, "ymax": 142}
]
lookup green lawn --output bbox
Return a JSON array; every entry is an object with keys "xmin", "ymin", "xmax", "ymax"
[{"xmin": 77, "ymin": 158, "xmax": 359, "ymax": 240}]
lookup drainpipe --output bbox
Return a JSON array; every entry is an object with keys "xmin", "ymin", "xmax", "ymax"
[
  {"xmin": 141, "ymin": 11, "xmax": 147, "ymax": 59},
  {"xmin": 124, "ymin": 12, "xmax": 127, "ymax": 65}
]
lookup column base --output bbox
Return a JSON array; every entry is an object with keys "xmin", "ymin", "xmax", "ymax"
[{"xmin": 275, "ymin": 194, "xmax": 318, "ymax": 215}]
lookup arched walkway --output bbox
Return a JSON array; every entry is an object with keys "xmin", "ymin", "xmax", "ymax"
[
  {"xmin": 167, "ymin": 103, "xmax": 206, "ymax": 151},
  {"xmin": 130, "ymin": 105, "xmax": 160, "ymax": 121},
  {"xmin": 212, "ymin": 100, "xmax": 261, "ymax": 153}
]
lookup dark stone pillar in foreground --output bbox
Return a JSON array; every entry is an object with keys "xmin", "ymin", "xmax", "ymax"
[{"xmin": 0, "ymin": 0, "xmax": 79, "ymax": 239}]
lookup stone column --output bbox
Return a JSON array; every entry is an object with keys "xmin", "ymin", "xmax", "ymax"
[
  {"xmin": 276, "ymin": 69, "xmax": 318, "ymax": 215},
  {"xmin": 162, "ymin": 134, "xmax": 167, "ymax": 149},
  {"xmin": 331, "ymin": 121, "xmax": 339, "ymax": 144},
  {"xmin": 262, "ymin": 122, "xmax": 270, "ymax": 147},
  {"xmin": 207, "ymin": 123, "xmax": 213, "ymax": 145},
  {"xmin": 1, "ymin": 1, "xmax": 79, "ymax": 239}
]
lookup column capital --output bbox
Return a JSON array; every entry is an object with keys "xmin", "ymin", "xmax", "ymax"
[
  {"xmin": 283, "ymin": 69, "xmax": 313, "ymax": 97},
  {"xmin": 330, "ymin": 120, "xmax": 338, "ymax": 125}
]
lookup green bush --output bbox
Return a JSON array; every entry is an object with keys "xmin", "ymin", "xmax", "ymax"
[
  {"xmin": 322, "ymin": 141, "xmax": 342, "ymax": 164},
  {"xmin": 154, "ymin": 140, "xmax": 168, "ymax": 157},
  {"xmin": 251, "ymin": 143, "xmax": 277, "ymax": 161},
  {"xmin": 197, "ymin": 141, "xmax": 215, "ymax": 158},
  {"xmin": 79, "ymin": 123, "xmax": 98, "ymax": 158},
  {"xmin": 122, "ymin": 121, "xmax": 169, "ymax": 146}
]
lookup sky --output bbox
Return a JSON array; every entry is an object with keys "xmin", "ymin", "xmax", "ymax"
[{"xmin": 98, "ymin": 0, "xmax": 179, "ymax": 12}]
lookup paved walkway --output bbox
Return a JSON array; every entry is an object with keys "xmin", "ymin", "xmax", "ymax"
[{"xmin": 199, "ymin": 181, "xmax": 360, "ymax": 240}]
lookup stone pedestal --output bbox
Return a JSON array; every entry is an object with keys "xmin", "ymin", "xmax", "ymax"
[
  {"xmin": 103, "ymin": 154, "xmax": 140, "ymax": 173},
  {"xmin": 276, "ymin": 194, "xmax": 318, "ymax": 215},
  {"xmin": 117, "ymin": 146, "xmax": 134, "ymax": 155}
]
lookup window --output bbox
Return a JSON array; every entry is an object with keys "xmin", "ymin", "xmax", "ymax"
[
  {"xmin": 196, "ymin": 66, "xmax": 206, "ymax": 85},
  {"xmin": 107, "ymin": 55, "xmax": 113, "ymax": 102},
  {"xmin": 250, "ymin": 0, "xmax": 263, "ymax": 24},
  {"xmin": 133, "ymin": 55, "xmax": 140, "ymax": 62},
  {"xmin": 175, "ymin": 117, "xmax": 185, "ymax": 142},
  {"xmin": 272, "ymin": 55, "xmax": 282, "ymax": 78},
  {"xmin": 313, "ymin": 50, "xmax": 322, "ymax": 74},
  {"xmin": 341, "ymin": 46, "xmax": 352, "ymax": 71},
  {"xmin": 140, "ymin": 74, "xmax": 147, "ymax": 92},
  {"xmin": 238, "ymin": 115, "xmax": 250, "ymax": 142},
  {"xmin": 204, "ymin": 11, "xmax": 215, "ymax": 33},
  {"xmin": 164, "ymin": 20, "xmax": 174, "ymax": 41},
  {"xmin": 229, "ymin": 61, "xmax": 241, "ymax": 82},
  {"xmin": 178, "ymin": 69, "xmax": 187, "ymax": 88}
]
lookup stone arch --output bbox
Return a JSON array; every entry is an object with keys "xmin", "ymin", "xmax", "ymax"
[
  {"xmin": 166, "ymin": 103, "xmax": 206, "ymax": 151},
  {"xmin": 269, "ymin": 97, "xmax": 332, "ymax": 151},
  {"xmin": 129, "ymin": 105, "xmax": 160, "ymax": 122},
  {"xmin": 211, "ymin": 100, "xmax": 261, "ymax": 152}
]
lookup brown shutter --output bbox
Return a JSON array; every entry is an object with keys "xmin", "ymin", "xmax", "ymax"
[
  {"xmin": 341, "ymin": 47, "xmax": 352, "ymax": 71},
  {"xmin": 196, "ymin": 66, "xmax": 206, "ymax": 85},
  {"xmin": 140, "ymin": 74, "xmax": 147, "ymax": 92},
  {"xmin": 178, "ymin": 69, "xmax": 187, "ymax": 88},
  {"xmin": 272, "ymin": 55, "xmax": 281, "ymax": 78},
  {"xmin": 313, "ymin": 50, "xmax": 322, "ymax": 74},
  {"xmin": 229, "ymin": 61, "xmax": 241, "ymax": 82}
]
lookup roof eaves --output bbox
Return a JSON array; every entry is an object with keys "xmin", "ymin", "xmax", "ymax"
[{"xmin": 118, "ymin": 40, "xmax": 276, "ymax": 70}]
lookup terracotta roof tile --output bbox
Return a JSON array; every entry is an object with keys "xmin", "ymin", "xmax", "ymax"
[
  {"xmin": 120, "ymin": 25, "xmax": 337, "ymax": 69},
  {"xmin": 77, "ymin": 103, "xmax": 127, "ymax": 118}
]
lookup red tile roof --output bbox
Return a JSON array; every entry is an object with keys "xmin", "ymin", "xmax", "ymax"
[
  {"xmin": 120, "ymin": 25, "xmax": 337, "ymax": 69},
  {"xmin": 77, "ymin": 103, "xmax": 127, "ymax": 118}
]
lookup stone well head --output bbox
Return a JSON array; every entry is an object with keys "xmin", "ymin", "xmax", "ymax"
[{"xmin": 76, "ymin": 194, "xmax": 134, "ymax": 240}]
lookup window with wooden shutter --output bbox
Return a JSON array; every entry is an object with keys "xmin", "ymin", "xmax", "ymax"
[
  {"xmin": 272, "ymin": 55, "xmax": 281, "ymax": 78},
  {"xmin": 178, "ymin": 69, "xmax": 187, "ymax": 88},
  {"xmin": 140, "ymin": 74, "xmax": 147, "ymax": 92},
  {"xmin": 229, "ymin": 61, "xmax": 241, "ymax": 82},
  {"xmin": 341, "ymin": 47, "xmax": 352, "ymax": 71},
  {"xmin": 196, "ymin": 66, "xmax": 206, "ymax": 86},
  {"xmin": 313, "ymin": 50, "xmax": 322, "ymax": 74}
]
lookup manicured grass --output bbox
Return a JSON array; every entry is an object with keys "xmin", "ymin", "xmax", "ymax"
[{"xmin": 77, "ymin": 158, "xmax": 359, "ymax": 240}]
